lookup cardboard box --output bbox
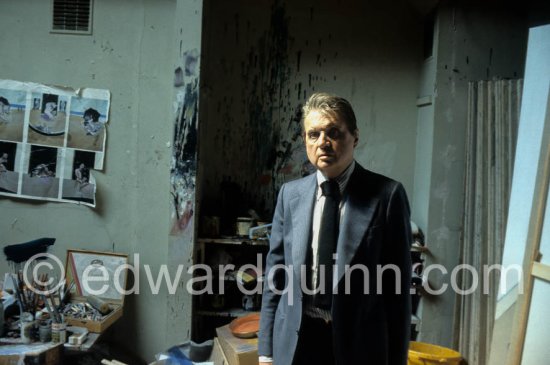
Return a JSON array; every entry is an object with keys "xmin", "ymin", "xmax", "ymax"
[
  {"xmin": 209, "ymin": 337, "xmax": 229, "ymax": 365},
  {"xmin": 64, "ymin": 249, "xmax": 129, "ymax": 333},
  {"xmin": 215, "ymin": 324, "xmax": 257, "ymax": 365}
]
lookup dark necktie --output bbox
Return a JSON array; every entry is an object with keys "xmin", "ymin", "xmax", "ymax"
[{"xmin": 314, "ymin": 180, "xmax": 341, "ymax": 309}]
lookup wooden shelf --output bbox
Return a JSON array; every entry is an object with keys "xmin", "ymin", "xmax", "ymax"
[
  {"xmin": 198, "ymin": 237, "xmax": 269, "ymax": 246},
  {"xmin": 196, "ymin": 307, "xmax": 255, "ymax": 318},
  {"xmin": 200, "ymin": 238, "xmax": 425, "ymax": 251},
  {"xmin": 532, "ymin": 261, "xmax": 550, "ymax": 283}
]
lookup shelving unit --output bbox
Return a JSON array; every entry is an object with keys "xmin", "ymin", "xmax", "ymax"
[
  {"xmin": 192, "ymin": 236, "xmax": 428, "ymax": 341},
  {"xmin": 192, "ymin": 237, "xmax": 269, "ymax": 342}
]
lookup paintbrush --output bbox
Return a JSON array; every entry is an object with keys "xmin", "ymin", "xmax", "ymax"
[
  {"xmin": 33, "ymin": 273, "xmax": 48, "ymax": 314},
  {"xmin": 10, "ymin": 274, "xmax": 25, "ymax": 314},
  {"xmin": 42, "ymin": 294, "xmax": 61, "ymax": 323},
  {"xmin": 62, "ymin": 281, "xmax": 75, "ymax": 304},
  {"xmin": 19, "ymin": 271, "xmax": 33, "ymax": 312},
  {"xmin": 47, "ymin": 283, "xmax": 62, "ymax": 323}
]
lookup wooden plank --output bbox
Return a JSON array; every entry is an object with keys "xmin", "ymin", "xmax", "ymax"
[
  {"xmin": 531, "ymin": 262, "xmax": 550, "ymax": 283},
  {"xmin": 198, "ymin": 238, "xmax": 268, "ymax": 246}
]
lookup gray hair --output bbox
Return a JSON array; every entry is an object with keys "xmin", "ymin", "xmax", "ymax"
[{"xmin": 302, "ymin": 93, "xmax": 357, "ymax": 133}]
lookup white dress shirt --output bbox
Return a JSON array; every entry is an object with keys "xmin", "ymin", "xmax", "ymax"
[{"xmin": 303, "ymin": 160, "xmax": 355, "ymax": 321}]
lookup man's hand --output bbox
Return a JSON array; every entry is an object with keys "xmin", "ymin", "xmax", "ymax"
[{"xmin": 259, "ymin": 362, "xmax": 272, "ymax": 365}]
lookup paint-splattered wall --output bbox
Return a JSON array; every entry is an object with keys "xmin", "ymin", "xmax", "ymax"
[
  {"xmin": 199, "ymin": 0, "xmax": 423, "ymax": 226},
  {"xmin": 171, "ymin": 63, "xmax": 199, "ymax": 237},
  {"xmin": 166, "ymin": 0, "xmax": 204, "ymax": 348}
]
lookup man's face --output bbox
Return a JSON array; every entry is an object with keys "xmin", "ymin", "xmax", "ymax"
[{"xmin": 304, "ymin": 110, "xmax": 358, "ymax": 178}]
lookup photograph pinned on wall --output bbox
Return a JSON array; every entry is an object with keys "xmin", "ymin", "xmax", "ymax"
[
  {"xmin": 27, "ymin": 92, "xmax": 69, "ymax": 148},
  {"xmin": 0, "ymin": 88, "xmax": 26, "ymax": 143},
  {"xmin": 62, "ymin": 150, "xmax": 96, "ymax": 206},
  {"xmin": 21, "ymin": 145, "xmax": 60, "ymax": 199},
  {"xmin": 0, "ymin": 79, "xmax": 109, "ymax": 206},
  {"xmin": 67, "ymin": 95, "xmax": 109, "ymax": 153},
  {"xmin": 0, "ymin": 141, "xmax": 20, "ymax": 194}
]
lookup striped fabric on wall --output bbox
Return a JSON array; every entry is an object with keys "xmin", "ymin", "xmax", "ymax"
[{"xmin": 457, "ymin": 79, "xmax": 523, "ymax": 365}]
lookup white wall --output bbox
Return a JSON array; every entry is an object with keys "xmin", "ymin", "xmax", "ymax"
[{"xmin": 0, "ymin": 0, "xmax": 191, "ymax": 362}]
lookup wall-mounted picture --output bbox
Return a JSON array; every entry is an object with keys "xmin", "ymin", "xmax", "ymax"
[
  {"xmin": 0, "ymin": 88, "xmax": 26, "ymax": 143},
  {"xmin": 21, "ymin": 145, "xmax": 59, "ymax": 198},
  {"xmin": 62, "ymin": 150, "xmax": 96, "ymax": 205},
  {"xmin": 27, "ymin": 93, "xmax": 69, "ymax": 147},
  {"xmin": 67, "ymin": 97, "xmax": 109, "ymax": 152},
  {"xmin": 0, "ymin": 79, "xmax": 108, "ymax": 206},
  {"xmin": 0, "ymin": 141, "xmax": 19, "ymax": 194}
]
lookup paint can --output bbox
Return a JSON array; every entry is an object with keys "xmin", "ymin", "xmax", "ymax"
[
  {"xmin": 39, "ymin": 321, "xmax": 52, "ymax": 342},
  {"xmin": 51, "ymin": 322, "xmax": 67, "ymax": 343},
  {"xmin": 236, "ymin": 217, "xmax": 253, "ymax": 237}
]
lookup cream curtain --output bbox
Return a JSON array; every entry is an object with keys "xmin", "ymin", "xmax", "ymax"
[{"xmin": 456, "ymin": 79, "xmax": 522, "ymax": 365}]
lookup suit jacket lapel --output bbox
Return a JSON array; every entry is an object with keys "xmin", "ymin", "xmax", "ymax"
[
  {"xmin": 290, "ymin": 174, "xmax": 316, "ymax": 279},
  {"xmin": 335, "ymin": 167, "xmax": 379, "ymax": 285}
]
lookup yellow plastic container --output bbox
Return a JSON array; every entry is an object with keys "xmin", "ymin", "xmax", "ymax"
[{"xmin": 408, "ymin": 341, "xmax": 463, "ymax": 365}]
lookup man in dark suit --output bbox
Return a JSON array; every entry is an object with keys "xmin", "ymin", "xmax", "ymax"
[{"xmin": 258, "ymin": 93, "xmax": 412, "ymax": 365}]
